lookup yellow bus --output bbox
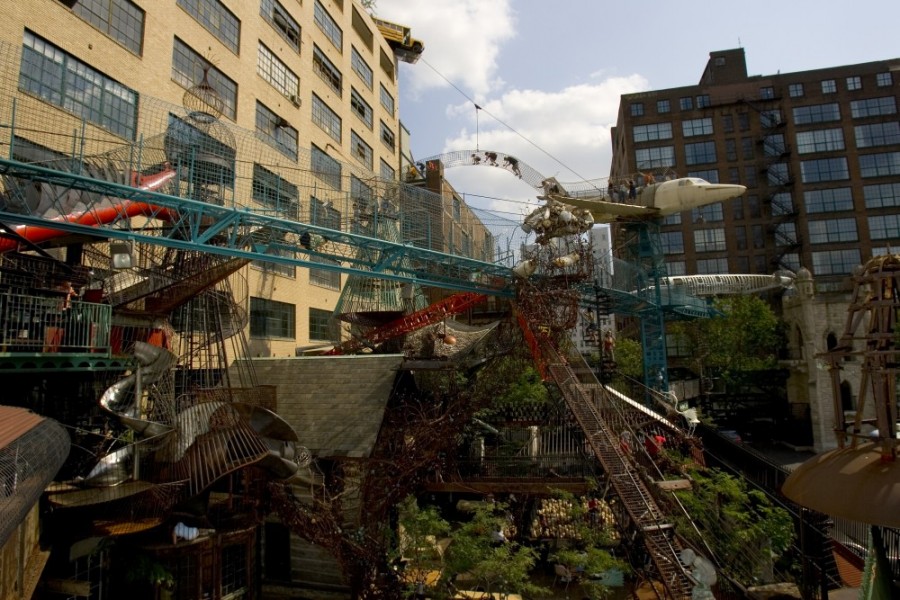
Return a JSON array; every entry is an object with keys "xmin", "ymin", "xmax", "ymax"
[{"xmin": 372, "ymin": 17, "xmax": 424, "ymax": 63}]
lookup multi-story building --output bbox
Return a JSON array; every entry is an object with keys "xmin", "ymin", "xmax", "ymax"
[
  {"xmin": 611, "ymin": 48, "xmax": 900, "ymax": 291},
  {"xmin": 0, "ymin": 0, "xmax": 414, "ymax": 357}
]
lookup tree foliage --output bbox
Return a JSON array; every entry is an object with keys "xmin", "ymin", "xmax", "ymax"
[{"xmin": 669, "ymin": 295, "xmax": 784, "ymax": 381}]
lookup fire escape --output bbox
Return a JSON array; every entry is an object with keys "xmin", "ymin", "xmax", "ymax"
[{"xmin": 750, "ymin": 95, "xmax": 801, "ymax": 271}]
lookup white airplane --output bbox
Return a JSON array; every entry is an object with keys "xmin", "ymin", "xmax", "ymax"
[{"xmin": 541, "ymin": 177, "xmax": 747, "ymax": 223}]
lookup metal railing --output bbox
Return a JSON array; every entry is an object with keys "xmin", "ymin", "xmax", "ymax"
[{"xmin": 0, "ymin": 293, "xmax": 111, "ymax": 355}]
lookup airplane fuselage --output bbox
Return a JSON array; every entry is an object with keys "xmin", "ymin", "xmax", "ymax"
[{"xmin": 637, "ymin": 178, "xmax": 747, "ymax": 216}]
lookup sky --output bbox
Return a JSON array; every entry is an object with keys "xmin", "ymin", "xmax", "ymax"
[{"xmin": 372, "ymin": 0, "xmax": 900, "ymax": 225}]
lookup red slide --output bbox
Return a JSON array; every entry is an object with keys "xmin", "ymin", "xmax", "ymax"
[{"xmin": 0, "ymin": 168, "xmax": 177, "ymax": 253}]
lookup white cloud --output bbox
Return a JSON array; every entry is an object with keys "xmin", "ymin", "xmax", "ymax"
[{"xmin": 373, "ymin": 0, "xmax": 516, "ymax": 99}]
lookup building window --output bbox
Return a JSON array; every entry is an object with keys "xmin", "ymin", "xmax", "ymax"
[
  {"xmin": 811, "ymin": 249, "xmax": 861, "ymax": 276},
  {"xmin": 743, "ymin": 165, "xmax": 757, "ymax": 188},
  {"xmin": 684, "ymin": 141, "xmax": 717, "ymax": 165},
  {"xmin": 877, "ymin": 72, "xmax": 893, "ymax": 87},
  {"xmin": 682, "ymin": 118, "xmax": 713, "ymax": 137},
  {"xmin": 258, "ymin": 42, "xmax": 299, "ymax": 102},
  {"xmin": 850, "ymin": 97, "xmax": 897, "ymax": 119},
  {"xmin": 722, "ymin": 114, "xmax": 734, "ymax": 133},
  {"xmin": 310, "ymin": 196, "xmax": 341, "ymax": 231},
  {"xmin": 869, "ymin": 214, "xmax": 900, "ymax": 240},
  {"xmin": 176, "ymin": 0, "xmax": 239, "ymax": 54},
  {"xmin": 728, "ymin": 167, "xmax": 740, "ymax": 184},
  {"xmin": 659, "ymin": 231, "xmax": 683, "ymax": 254},
  {"xmin": 222, "ymin": 544, "xmax": 248, "ymax": 596},
  {"xmin": 309, "ymin": 256, "xmax": 341, "ymax": 290},
  {"xmin": 312, "ymin": 45, "xmax": 342, "ymax": 95},
  {"xmin": 691, "ymin": 203, "xmax": 723, "ymax": 223},
  {"xmin": 253, "ymin": 246, "xmax": 296, "ymax": 278},
  {"xmin": 762, "ymin": 134, "xmax": 786, "ymax": 157},
  {"xmin": 667, "ymin": 261, "xmax": 686, "ymax": 276},
  {"xmin": 725, "ymin": 139, "xmax": 737, "ymax": 161},
  {"xmin": 688, "ymin": 169, "xmax": 719, "ymax": 183},
  {"xmin": 773, "ymin": 222, "xmax": 798, "ymax": 246},
  {"xmin": 734, "ymin": 226, "xmax": 747, "ymax": 250},
  {"xmin": 351, "ymin": 6, "xmax": 373, "ymax": 50},
  {"xmin": 846, "ymin": 76, "xmax": 862, "ymax": 91},
  {"xmin": 800, "ymin": 157, "xmax": 849, "ymax": 183},
  {"xmin": 821, "ymin": 79, "xmax": 837, "ymax": 94},
  {"xmin": 859, "ymin": 152, "xmax": 900, "ymax": 178},
  {"xmin": 311, "ymin": 93, "xmax": 342, "ymax": 142},
  {"xmin": 760, "ymin": 109, "xmax": 782, "ymax": 128},
  {"xmin": 855, "ymin": 122, "xmax": 900, "ymax": 148},
  {"xmin": 256, "ymin": 102, "xmax": 298, "ymax": 159},
  {"xmin": 309, "ymin": 307, "xmax": 336, "ymax": 341},
  {"xmin": 770, "ymin": 192, "xmax": 794, "ymax": 216},
  {"xmin": 808, "ymin": 218, "xmax": 858, "ymax": 244},
  {"xmin": 20, "ymin": 31, "xmax": 137, "ymax": 139},
  {"xmin": 311, "ymin": 144, "xmax": 341, "ymax": 189},
  {"xmin": 351, "ymin": 46, "xmax": 373, "ymax": 89},
  {"xmin": 738, "ymin": 113, "xmax": 750, "ymax": 131},
  {"xmin": 696, "ymin": 94, "xmax": 711, "ymax": 108},
  {"xmin": 633, "ymin": 123, "xmax": 672, "ymax": 142},
  {"xmin": 864, "ymin": 182, "xmax": 900, "ymax": 208},
  {"xmin": 752, "ymin": 224, "xmax": 765, "ymax": 249},
  {"xmin": 747, "ymin": 195, "xmax": 761, "ymax": 219},
  {"xmin": 766, "ymin": 162, "xmax": 790, "ymax": 187},
  {"xmin": 679, "ymin": 96, "xmax": 693, "ymax": 111},
  {"xmin": 69, "ymin": 0, "xmax": 144, "ymax": 55},
  {"xmin": 252, "ymin": 163, "xmax": 298, "ymax": 217},
  {"xmin": 379, "ymin": 48, "xmax": 394, "ymax": 81},
  {"xmin": 380, "ymin": 121, "xmax": 395, "ymax": 150},
  {"xmin": 657, "ymin": 99, "xmax": 670, "ymax": 114},
  {"xmin": 250, "ymin": 297, "xmax": 295, "ymax": 339},
  {"xmin": 314, "ymin": 0, "xmax": 342, "ymax": 51},
  {"xmin": 380, "ymin": 159, "xmax": 395, "ymax": 180},
  {"xmin": 793, "ymin": 103, "xmax": 841, "ymax": 124},
  {"xmin": 732, "ymin": 197, "xmax": 744, "ymax": 220},
  {"xmin": 759, "ymin": 86, "xmax": 774, "ymax": 100},
  {"xmin": 173, "ymin": 38, "xmax": 237, "ymax": 119},
  {"xmin": 350, "ymin": 129, "xmax": 373, "ymax": 169},
  {"xmin": 662, "ymin": 213, "xmax": 681, "ymax": 226},
  {"xmin": 788, "ymin": 83, "xmax": 804, "ymax": 98},
  {"xmin": 697, "ymin": 258, "xmax": 728, "ymax": 274},
  {"xmin": 805, "ymin": 188, "xmax": 853, "ymax": 213},
  {"xmin": 261, "ymin": 0, "xmax": 300, "ymax": 52},
  {"xmin": 350, "ymin": 87, "xmax": 373, "ymax": 128},
  {"xmin": 379, "ymin": 84, "xmax": 395, "ymax": 115},
  {"xmin": 630, "ymin": 102, "xmax": 644, "ymax": 117},
  {"xmin": 796, "ymin": 128, "xmax": 845, "ymax": 154},
  {"xmin": 735, "ymin": 256, "xmax": 750, "ymax": 272},
  {"xmin": 634, "ymin": 146, "xmax": 675, "ymax": 169},
  {"xmin": 694, "ymin": 228, "xmax": 726, "ymax": 252}
]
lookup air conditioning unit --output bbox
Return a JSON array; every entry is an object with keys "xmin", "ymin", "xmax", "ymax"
[{"xmin": 289, "ymin": 94, "xmax": 301, "ymax": 107}]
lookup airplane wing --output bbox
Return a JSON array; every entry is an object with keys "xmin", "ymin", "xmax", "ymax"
[{"xmin": 546, "ymin": 194, "xmax": 660, "ymax": 222}]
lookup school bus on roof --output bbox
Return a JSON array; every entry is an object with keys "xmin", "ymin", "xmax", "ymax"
[{"xmin": 372, "ymin": 16, "xmax": 424, "ymax": 63}]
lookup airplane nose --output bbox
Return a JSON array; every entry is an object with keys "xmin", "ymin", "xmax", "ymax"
[{"xmin": 706, "ymin": 184, "xmax": 747, "ymax": 201}]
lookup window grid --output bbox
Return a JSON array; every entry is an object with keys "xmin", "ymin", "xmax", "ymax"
[
  {"xmin": 771, "ymin": 192, "xmax": 794, "ymax": 216},
  {"xmin": 805, "ymin": 188, "xmax": 853, "ymax": 213},
  {"xmin": 250, "ymin": 297, "xmax": 295, "ymax": 339},
  {"xmin": 20, "ymin": 31, "xmax": 137, "ymax": 139},
  {"xmin": 808, "ymin": 218, "xmax": 858, "ymax": 244},
  {"xmin": 762, "ymin": 134, "xmax": 786, "ymax": 157},
  {"xmin": 380, "ymin": 120, "xmax": 395, "ymax": 151},
  {"xmin": 722, "ymin": 115, "xmax": 734, "ymax": 133},
  {"xmin": 821, "ymin": 79, "xmax": 836, "ymax": 94},
  {"xmin": 260, "ymin": 0, "xmax": 300, "ymax": 53},
  {"xmin": 350, "ymin": 129, "xmax": 373, "ymax": 169},
  {"xmin": 679, "ymin": 97, "xmax": 692, "ymax": 110},
  {"xmin": 811, "ymin": 249, "xmax": 861, "ymax": 276},
  {"xmin": 696, "ymin": 94, "xmax": 711, "ymax": 108},
  {"xmin": 379, "ymin": 84, "xmax": 395, "ymax": 114},
  {"xmin": 877, "ymin": 72, "xmax": 893, "ymax": 87},
  {"xmin": 846, "ymin": 76, "xmax": 862, "ymax": 91},
  {"xmin": 311, "ymin": 145, "xmax": 341, "ymax": 189},
  {"xmin": 312, "ymin": 45, "xmax": 342, "ymax": 96},
  {"xmin": 794, "ymin": 103, "xmax": 841, "ymax": 124},
  {"xmin": 868, "ymin": 214, "xmax": 900, "ymax": 240},
  {"xmin": 795, "ymin": 128, "xmax": 845, "ymax": 154},
  {"xmin": 667, "ymin": 261, "xmax": 686, "ymax": 276},
  {"xmin": 788, "ymin": 83, "xmax": 804, "ymax": 98},
  {"xmin": 682, "ymin": 118, "xmax": 713, "ymax": 137},
  {"xmin": 684, "ymin": 141, "xmax": 717, "ymax": 165},
  {"xmin": 252, "ymin": 247, "xmax": 296, "ymax": 278},
  {"xmin": 351, "ymin": 46, "xmax": 373, "ymax": 89},
  {"xmin": 759, "ymin": 87, "xmax": 774, "ymax": 100},
  {"xmin": 380, "ymin": 159, "xmax": 395, "ymax": 180},
  {"xmin": 760, "ymin": 109, "xmax": 782, "ymax": 128},
  {"xmin": 633, "ymin": 123, "xmax": 672, "ymax": 142},
  {"xmin": 725, "ymin": 139, "xmax": 737, "ymax": 161},
  {"xmin": 257, "ymin": 42, "xmax": 299, "ymax": 101},
  {"xmin": 687, "ymin": 169, "xmax": 719, "ymax": 183},
  {"xmin": 800, "ymin": 157, "xmax": 849, "ymax": 183},
  {"xmin": 176, "ymin": 0, "xmax": 240, "ymax": 54},
  {"xmin": 172, "ymin": 38, "xmax": 237, "ymax": 119},
  {"xmin": 635, "ymin": 146, "xmax": 674, "ymax": 169},
  {"xmin": 859, "ymin": 152, "xmax": 900, "ymax": 178},
  {"xmin": 314, "ymin": 0, "xmax": 343, "ymax": 51},
  {"xmin": 691, "ymin": 203, "xmax": 723, "ymax": 223},
  {"xmin": 855, "ymin": 122, "xmax": 900, "ymax": 148},
  {"xmin": 350, "ymin": 87, "xmax": 373, "ymax": 128},
  {"xmin": 252, "ymin": 163, "xmax": 298, "ymax": 217},
  {"xmin": 694, "ymin": 228, "xmax": 726, "ymax": 252},
  {"xmin": 71, "ymin": 0, "xmax": 144, "ymax": 55},
  {"xmin": 310, "ymin": 196, "xmax": 341, "ymax": 230},
  {"xmin": 697, "ymin": 258, "xmax": 728, "ymax": 274},
  {"xmin": 309, "ymin": 307, "xmax": 336, "ymax": 341},
  {"xmin": 863, "ymin": 183, "xmax": 900, "ymax": 209},
  {"xmin": 311, "ymin": 93, "xmax": 342, "ymax": 142},
  {"xmin": 309, "ymin": 256, "xmax": 341, "ymax": 290},
  {"xmin": 630, "ymin": 102, "xmax": 644, "ymax": 117},
  {"xmin": 850, "ymin": 97, "xmax": 897, "ymax": 119},
  {"xmin": 256, "ymin": 102, "xmax": 298, "ymax": 159},
  {"xmin": 656, "ymin": 99, "xmax": 670, "ymax": 114}
]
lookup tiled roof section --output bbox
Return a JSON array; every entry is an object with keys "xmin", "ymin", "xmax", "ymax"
[
  {"xmin": 0, "ymin": 405, "xmax": 44, "ymax": 450},
  {"xmin": 234, "ymin": 355, "xmax": 402, "ymax": 458}
]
